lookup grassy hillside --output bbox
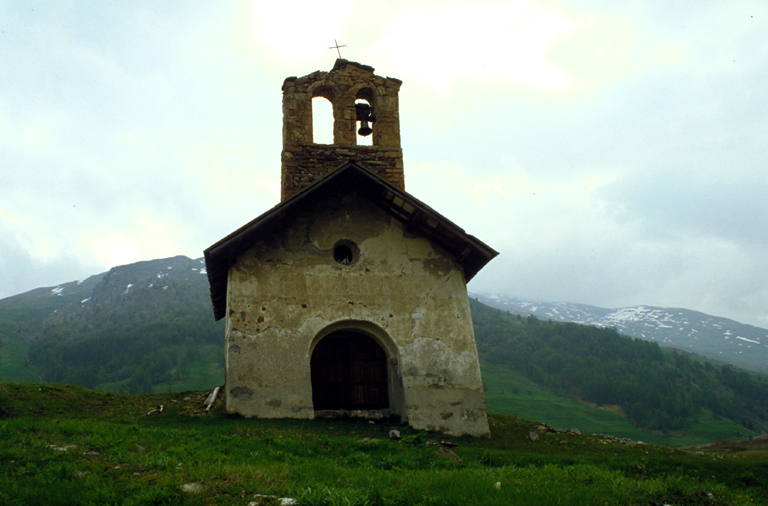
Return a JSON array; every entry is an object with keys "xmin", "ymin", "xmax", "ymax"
[
  {"xmin": 1, "ymin": 382, "xmax": 766, "ymax": 506},
  {"xmin": 481, "ymin": 364, "xmax": 755, "ymax": 447}
]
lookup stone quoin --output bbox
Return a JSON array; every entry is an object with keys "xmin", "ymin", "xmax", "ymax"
[{"xmin": 204, "ymin": 60, "xmax": 497, "ymax": 437}]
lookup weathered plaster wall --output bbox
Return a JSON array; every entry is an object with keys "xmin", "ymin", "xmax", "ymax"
[
  {"xmin": 224, "ymin": 188, "xmax": 490, "ymax": 437},
  {"xmin": 281, "ymin": 60, "xmax": 404, "ymax": 201}
]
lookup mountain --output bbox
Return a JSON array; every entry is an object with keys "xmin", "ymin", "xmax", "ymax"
[
  {"xmin": 0, "ymin": 256, "xmax": 223, "ymax": 391},
  {"xmin": 0, "ymin": 273, "xmax": 105, "ymax": 382},
  {"xmin": 469, "ymin": 299, "xmax": 768, "ymax": 435},
  {"xmin": 44, "ymin": 255, "xmax": 212, "ymax": 326},
  {"xmin": 471, "ymin": 293, "xmax": 768, "ymax": 374}
]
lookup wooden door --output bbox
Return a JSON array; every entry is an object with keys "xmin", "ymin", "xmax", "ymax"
[{"xmin": 311, "ymin": 331, "xmax": 389, "ymax": 410}]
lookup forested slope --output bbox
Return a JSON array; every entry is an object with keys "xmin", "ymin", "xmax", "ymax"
[
  {"xmin": 471, "ymin": 298, "xmax": 768, "ymax": 433},
  {"xmin": 26, "ymin": 256, "xmax": 224, "ymax": 392}
]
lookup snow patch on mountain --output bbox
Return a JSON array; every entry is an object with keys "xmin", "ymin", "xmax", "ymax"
[{"xmin": 470, "ymin": 292, "xmax": 768, "ymax": 374}]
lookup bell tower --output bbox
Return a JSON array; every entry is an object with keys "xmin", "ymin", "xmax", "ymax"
[{"xmin": 280, "ymin": 59, "xmax": 405, "ymax": 201}]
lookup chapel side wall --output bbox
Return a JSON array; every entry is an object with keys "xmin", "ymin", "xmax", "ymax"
[{"xmin": 223, "ymin": 190, "xmax": 490, "ymax": 437}]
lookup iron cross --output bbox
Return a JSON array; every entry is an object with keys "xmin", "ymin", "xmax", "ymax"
[{"xmin": 329, "ymin": 39, "xmax": 347, "ymax": 59}]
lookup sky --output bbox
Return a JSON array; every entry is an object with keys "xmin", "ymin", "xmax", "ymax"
[{"xmin": 1, "ymin": 0, "xmax": 767, "ymax": 327}]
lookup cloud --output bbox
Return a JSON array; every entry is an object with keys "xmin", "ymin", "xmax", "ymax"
[
  {"xmin": 598, "ymin": 171, "xmax": 768, "ymax": 246},
  {"xmin": 247, "ymin": 0, "xmax": 357, "ymax": 62},
  {"xmin": 407, "ymin": 156, "xmax": 768, "ymax": 327},
  {"xmin": 0, "ymin": 219, "xmax": 104, "ymax": 298},
  {"xmin": 376, "ymin": 1, "xmax": 576, "ymax": 90},
  {"xmin": 2, "ymin": 0, "xmax": 768, "ymax": 330}
]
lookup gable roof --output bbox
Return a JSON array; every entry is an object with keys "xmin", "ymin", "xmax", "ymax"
[{"xmin": 204, "ymin": 163, "xmax": 498, "ymax": 321}]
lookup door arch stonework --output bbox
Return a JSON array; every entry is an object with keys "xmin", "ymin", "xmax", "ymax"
[{"xmin": 308, "ymin": 321, "xmax": 405, "ymax": 418}]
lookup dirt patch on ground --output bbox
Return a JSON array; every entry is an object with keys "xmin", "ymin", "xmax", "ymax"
[
  {"xmin": 599, "ymin": 405, "xmax": 626, "ymax": 417},
  {"xmin": 681, "ymin": 435, "xmax": 768, "ymax": 454}
]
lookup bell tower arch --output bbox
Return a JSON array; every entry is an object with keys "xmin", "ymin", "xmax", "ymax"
[{"xmin": 280, "ymin": 59, "xmax": 404, "ymax": 201}]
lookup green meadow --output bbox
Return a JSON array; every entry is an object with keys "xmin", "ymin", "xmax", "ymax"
[
  {"xmin": 480, "ymin": 364, "xmax": 756, "ymax": 447},
  {"xmin": 1, "ymin": 382, "xmax": 766, "ymax": 506}
]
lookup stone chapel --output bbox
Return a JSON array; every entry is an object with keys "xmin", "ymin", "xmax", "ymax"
[{"xmin": 204, "ymin": 60, "xmax": 497, "ymax": 437}]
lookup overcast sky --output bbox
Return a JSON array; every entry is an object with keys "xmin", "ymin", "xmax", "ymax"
[{"xmin": 2, "ymin": 0, "xmax": 767, "ymax": 328}]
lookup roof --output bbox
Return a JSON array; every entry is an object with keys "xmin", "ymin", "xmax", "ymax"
[{"xmin": 204, "ymin": 163, "xmax": 498, "ymax": 321}]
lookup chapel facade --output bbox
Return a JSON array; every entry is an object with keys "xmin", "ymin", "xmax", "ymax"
[{"xmin": 204, "ymin": 60, "xmax": 497, "ymax": 437}]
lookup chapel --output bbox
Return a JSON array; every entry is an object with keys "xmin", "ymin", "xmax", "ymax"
[{"xmin": 204, "ymin": 60, "xmax": 497, "ymax": 437}]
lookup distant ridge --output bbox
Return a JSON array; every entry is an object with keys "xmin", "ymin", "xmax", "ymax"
[
  {"xmin": 471, "ymin": 293, "xmax": 768, "ymax": 374},
  {"xmin": 2, "ymin": 260, "xmax": 766, "ymax": 378}
]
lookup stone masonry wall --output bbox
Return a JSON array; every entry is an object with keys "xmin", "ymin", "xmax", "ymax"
[
  {"xmin": 281, "ymin": 145, "xmax": 403, "ymax": 200},
  {"xmin": 281, "ymin": 59, "xmax": 404, "ymax": 201}
]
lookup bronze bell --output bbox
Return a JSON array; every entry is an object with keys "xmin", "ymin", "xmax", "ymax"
[{"xmin": 355, "ymin": 102, "xmax": 373, "ymax": 136}]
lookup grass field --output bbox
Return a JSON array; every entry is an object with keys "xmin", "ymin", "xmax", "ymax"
[
  {"xmin": 481, "ymin": 364, "xmax": 757, "ymax": 447},
  {"xmin": 1, "ymin": 382, "xmax": 767, "ymax": 505},
  {"xmin": 93, "ymin": 345, "xmax": 224, "ymax": 395},
  {"xmin": 150, "ymin": 345, "xmax": 224, "ymax": 394}
]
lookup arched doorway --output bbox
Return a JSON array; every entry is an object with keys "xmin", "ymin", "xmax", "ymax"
[{"xmin": 311, "ymin": 330, "xmax": 389, "ymax": 410}]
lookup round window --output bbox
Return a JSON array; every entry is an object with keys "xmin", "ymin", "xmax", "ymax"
[{"xmin": 333, "ymin": 240, "xmax": 358, "ymax": 265}]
